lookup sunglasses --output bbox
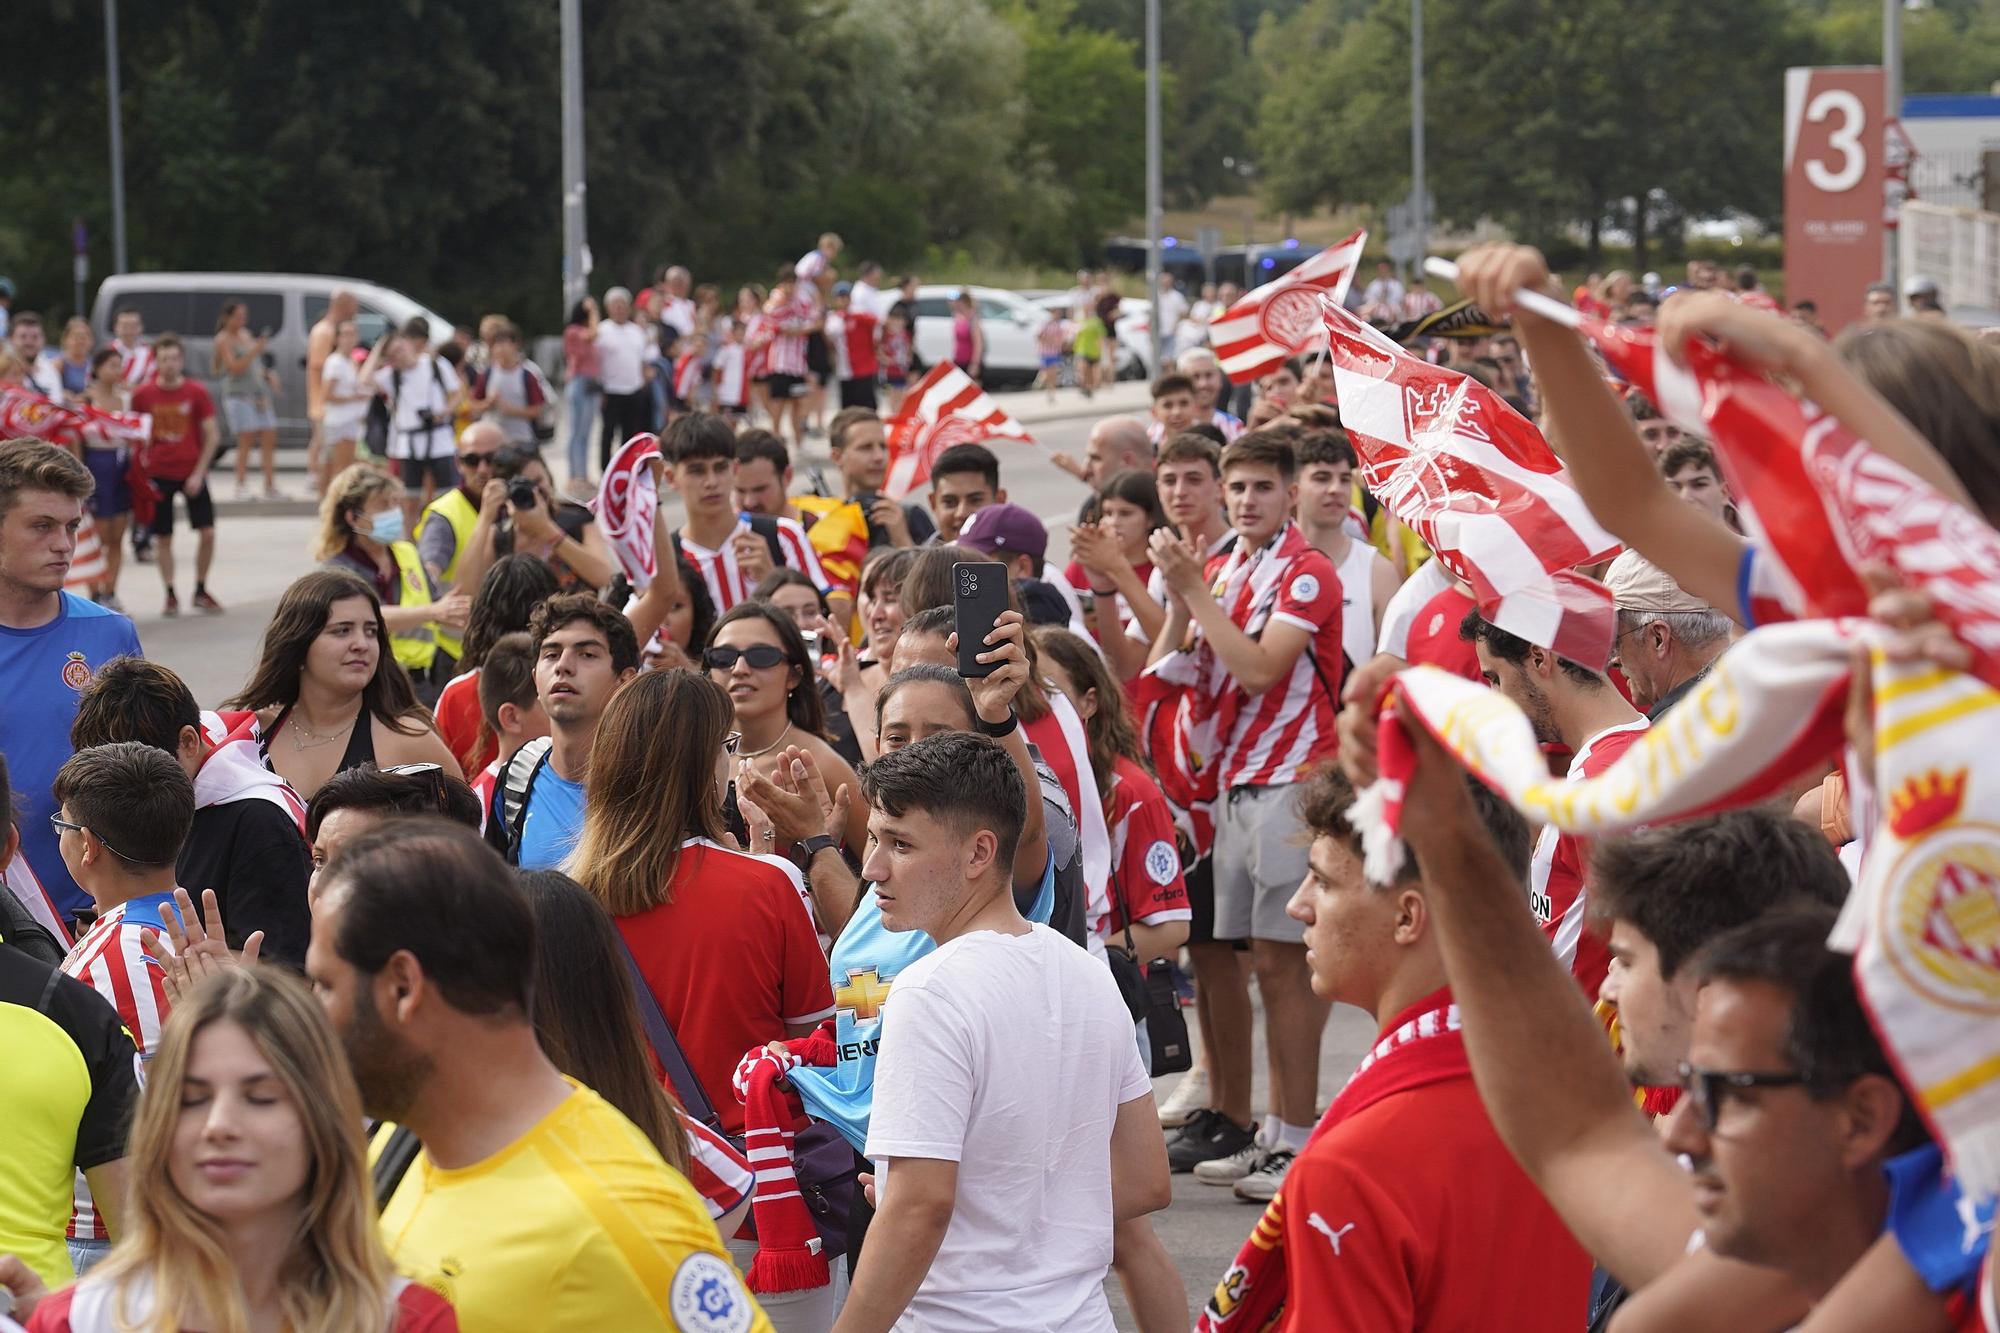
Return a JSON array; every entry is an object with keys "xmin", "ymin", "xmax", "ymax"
[
  {"xmin": 50, "ymin": 813, "xmax": 133, "ymax": 862},
  {"xmin": 723, "ymin": 731, "xmax": 743, "ymax": 756},
  {"xmin": 704, "ymin": 644, "xmax": 787, "ymax": 671},
  {"xmin": 1678, "ymin": 1061, "xmax": 1814, "ymax": 1133},
  {"xmin": 458, "ymin": 452, "xmax": 498, "ymax": 468}
]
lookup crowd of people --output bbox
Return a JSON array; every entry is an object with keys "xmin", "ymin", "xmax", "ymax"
[{"xmin": 0, "ymin": 225, "xmax": 1996, "ymax": 1333}]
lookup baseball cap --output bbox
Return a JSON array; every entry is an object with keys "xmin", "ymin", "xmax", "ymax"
[
  {"xmin": 1605, "ymin": 550, "xmax": 1710, "ymax": 615},
  {"xmin": 834, "ymin": 281, "xmax": 853, "ymax": 297},
  {"xmin": 1904, "ymin": 274, "xmax": 1939, "ymax": 298},
  {"xmin": 958, "ymin": 502, "xmax": 1048, "ymax": 562}
]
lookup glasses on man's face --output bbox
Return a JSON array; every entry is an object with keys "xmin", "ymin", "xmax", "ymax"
[
  {"xmin": 704, "ymin": 645, "xmax": 786, "ymax": 672},
  {"xmin": 50, "ymin": 813, "xmax": 133, "ymax": 862},
  {"xmin": 458, "ymin": 452, "xmax": 497, "ymax": 469},
  {"xmin": 1678, "ymin": 1061, "xmax": 1814, "ymax": 1133}
]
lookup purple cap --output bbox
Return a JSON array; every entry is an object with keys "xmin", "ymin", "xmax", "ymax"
[{"xmin": 958, "ymin": 502, "xmax": 1048, "ymax": 561}]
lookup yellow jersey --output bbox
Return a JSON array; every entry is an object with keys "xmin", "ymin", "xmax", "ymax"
[{"xmin": 379, "ymin": 1080, "xmax": 771, "ymax": 1333}]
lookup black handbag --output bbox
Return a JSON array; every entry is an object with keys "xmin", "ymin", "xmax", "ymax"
[
  {"xmin": 1104, "ymin": 869, "xmax": 1193, "ymax": 1077},
  {"xmin": 615, "ymin": 934, "xmax": 855, "ymax": 1253}
]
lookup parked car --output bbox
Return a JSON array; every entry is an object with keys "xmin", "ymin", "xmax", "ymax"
[
  {"xmin": 909, "ymin": 285, "xmax": 1050, "ymax": 388},
  {"xmin": 1028, "ymin": 293, "xmax": 1152, "ymax": 380},
  {"xmin": 91, "ymin": 272, "xmax": 456, "ymax": 451}
]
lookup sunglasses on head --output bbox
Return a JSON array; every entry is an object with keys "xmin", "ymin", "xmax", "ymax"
[{"xmin": 704, "ymin": 644, "xmax": 787, "ymax": 671}]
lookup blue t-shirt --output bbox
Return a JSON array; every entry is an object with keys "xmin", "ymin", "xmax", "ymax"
[
  {"xmin": 514, "ymin": 765, "xmax": 587, "ymax": 870},
  {"xmin": 792, "ymin": 854, "xmax": 1056, "ymax": 1152},
  {"xmin": 1, "ymin": 593, "xmax": 142, "ymax": 922},
  {"xmin": 1886, "ymin": 1141, "xmax": 1995, "ymax": 1300}
]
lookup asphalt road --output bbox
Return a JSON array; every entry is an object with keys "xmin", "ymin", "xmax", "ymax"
[{"xmin": 127, "ymin": 386, "xmax": 1378, "ymax": 1326}]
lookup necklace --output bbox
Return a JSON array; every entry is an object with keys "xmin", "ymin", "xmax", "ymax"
[
  {"xmin": 289, "ymin": 703, "xmax": 363, "ymax": 752},
  {"xmin": 740, "ymin": 721, "xmax": 794, "ymax": 759}
]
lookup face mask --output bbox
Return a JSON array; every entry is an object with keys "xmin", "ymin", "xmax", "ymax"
[{"xmin": 367, "ymin": 510, "xmax": 405, "ymax": 544}]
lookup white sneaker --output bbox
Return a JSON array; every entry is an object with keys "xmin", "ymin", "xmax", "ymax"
[
  {"xmin": 1232, "ymin": 1146, "xmax": 1297, "ymax": 1203},
  {"xmin": 1157, "ymin": 1070, "xmax": 1211, "ymax": 1128},
  {"xmin": 1192, "ymin": 1131, "xmax": 1269, "ymax": 1185}
]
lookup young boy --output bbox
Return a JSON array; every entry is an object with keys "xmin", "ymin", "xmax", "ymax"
[
  {"xmin": 667, "ymin": 412, "xmax": 827, "ymax": 614},
  {"xmin": 1146, "ymin": 429, "xmax": 1344, "ymax": 1200},
  {"xmin": 53, "ymin": 742, "xmax": 197, "ymax": 1262},
  {"xmin": 713, "ymin": 322, "xmax": 749, "ymax": 422},
  {"xmin": 1292, "ymin": 427, "xmax": 1398, "ymax": 672},
  {"xmin": 471, "ymin": 631, "xmax": 551, "ymax": 831},
  {"xmin": 878, "ymin": 306, "xmax": 913, "ymax": 415},
  {"xmin": 1148, "ymin": 372, "xmax": 1201, "ymax": 443},
  {"xmin": 1035, "ymin": 313, "xmax": 1071, "ymax": 402}
]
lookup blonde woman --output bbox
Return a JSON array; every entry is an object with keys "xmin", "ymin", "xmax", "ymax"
[
  {"xmin": 211, "ymin": 302, "xmax": 283, "ymax": 501},
  {"xmin": 1, "ymin": 967, "xmax": 457, "ymax": 1331},
  {"xmin": 314, "ymin": 464, "xmax": 469, "ymax": 686}
]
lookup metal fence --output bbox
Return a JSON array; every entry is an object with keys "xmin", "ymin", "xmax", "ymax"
[
  {"xmin": 1900, "ymin": 200, "xmax": 2000, "ymax": 320},
  {"xmin": 1911, "ymin": 149, "xmax": 1995, "ymax": 212}
]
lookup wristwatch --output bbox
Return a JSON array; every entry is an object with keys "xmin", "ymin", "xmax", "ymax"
[
  {"xmin": 975, "ymin": 708, "xmax": 1019, "ymax": 738},
  {"xmin": 795, "ymin": 833, "xmax": 839, "ymax": 863}
]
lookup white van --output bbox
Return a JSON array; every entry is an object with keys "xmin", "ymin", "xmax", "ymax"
[{"xmin": 90, "ymin": 272, "xmax": 456, "ymax": 451}]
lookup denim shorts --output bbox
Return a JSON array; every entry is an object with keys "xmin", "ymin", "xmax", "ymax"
[{"xmin": 224, "ymin": 394, "xmax": 276, "ymax": 434}]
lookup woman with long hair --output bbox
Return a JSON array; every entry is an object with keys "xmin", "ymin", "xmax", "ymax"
[
  {"xmin": 226, "ymin": 570, "xmax": 460, "ymax": 799},
  {"xmin": 55, "ymin": 317, "xmax": 95, "ymax": 402},
  {"xmin": 313, "ymin": 465, "xmax": 470, "ymax": 691},
  {"xmin": 567, "ymin": 669, "xmax": 834, "ymax": 1135},
  {"xmin": 704, "ymin": 602, "xmax": 867, "ymax": 854},
  {"xmin": 736, "ymin": 285, "xmax": 773, "ymax": 429},
  {"xmin": 752, "ymin": 568, "xmax": 862, "ymax": 766},
  {"xmin": 10, "ymin": 967, "xmax": 456, "ymax": 1331},
  {"xmin": 641, "ymin": 554, "xmax": 717, "ymax": 673},
  {"xmin": 430, "ymin": 554, "xmax": 560, "ymax": 775},
  {"xmin": 1031, "ymin": 626, "xmax": 1190, "ymax": 962},
  {"xmin": 516, "ymin": 871, "xmax": 754, "ymax": 1238},
  {"xmin": 837, "ymin": 546, "xmax": 919, "ymax": 753},
  {"xmin": 318, "ymin": 318, "xmax": 383, "ymax": 490},
  {"xmin": 1066, "ymin": 467, "xmax": 1165, "ymax": 638},
  {"xmin": 77, "ymin": 346, "xmax": 133, "ymax": 610},
  {"xmin": 212, "ymin": 302, "xmax": 283, "ymax": 501},
  {"xmin": 561, "ymin": 296, "xmax": 600, "ymax": 483}
]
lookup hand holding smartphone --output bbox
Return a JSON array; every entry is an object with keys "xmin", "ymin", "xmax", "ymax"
[{"xmin": 953, "ymin": 562, "xmax": 1010, "ymax": 678}]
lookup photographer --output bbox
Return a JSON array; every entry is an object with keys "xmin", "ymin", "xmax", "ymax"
[
  {"xmin": 373, "ymin": 315, "xmax": 465, "ymax": 524},
  {"xmin": 453, "ymin": 443, "xmax": 616, "ymax": 598}
]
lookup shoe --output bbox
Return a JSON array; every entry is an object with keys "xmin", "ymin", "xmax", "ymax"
[
  {"xmin": 1167, "ymin": 1109, "xmax": 1256, "ymax": 1174},
  {"xmin": 263, "ymin": 485, "xmax": 287, "ymax": 502},
  {"xmin": 233, "ymin": 483, "xmax": 253, "ymax": 501},
  {"xmin": 1193, "ymin": 1131, "xmax": 1270, "ymax": 1185},
  {"xmin": 192, "ymin": 587, "xmax": 224, "ymax": 615},
  {"xmin": 163, "ymin": 589, "xmax": 180, "ymax": 618},
  {"xmin": 1157, "ymin": 1069, "xmax": 1211, "ymax": 1129},
  {"xmin": 1232, "ymin": 1146, "xmax": 1298, "ymax": 1202},
  {"xmin": 133, "ymin": 538, "xmax": 154, "ymax": 564}
]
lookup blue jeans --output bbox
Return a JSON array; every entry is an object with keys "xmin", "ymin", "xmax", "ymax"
[
  {"xmin": 69, "ymin": 1235, "xmax": 112, "ymax": 1275},
  {"xmin": 565, "ymin": 376, "xmax": 600, "ymax": 481}
]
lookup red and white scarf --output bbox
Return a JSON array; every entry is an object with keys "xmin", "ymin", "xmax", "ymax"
[
  {"xmin": 593, "ymin": 432, "xmax": 663, "ymax": 588},
  {"xmin": 1356, "ymin": 319, "xmax": 2000, "ymax": 1202},
  {"xmin": 1197, "ymin": 991, "xmax": 1467, "ymax": 1331},
  {"xmin": 731, "ymin": 1022, "xmax": 838, "ymax": 1294}
]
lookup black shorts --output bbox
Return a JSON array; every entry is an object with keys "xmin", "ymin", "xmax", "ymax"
[
  {"xmin": 838, "ymin": 378, "xmax": 878, "ymax": 410},
  {"xmin": 804, "ymin": 332, "xmax": 831, "ymax": 377},
  {"xmin": 392, "ymin": 455, "xmax": 458, "ymax": 493},
  {"xmin": 147, "ymin": 477, "xmax": 215, "ymax": 536},
  {"xmin": 766, "ymin": 373, "xmax": 804, "ymax": 400}
]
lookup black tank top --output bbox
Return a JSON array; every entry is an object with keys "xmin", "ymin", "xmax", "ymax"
[{"xmin": 265, "ymin": 703, "xmax": 378, "ymax": 775}]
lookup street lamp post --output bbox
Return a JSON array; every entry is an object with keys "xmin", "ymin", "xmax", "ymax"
[
  {"xmin": 560, "ymin": 0, "xmax": 588, "ymax": 314},
  {"xmin": 1411, "ymin": 0, "xmax": 1426, "ymax": 278},
  {"xmin": 1145, "ymin": 0, "xmax": 1162, "ymax": 377},
  {"xmin": 104, "ymin": 0, "xmax": 128, "ymax": 275}
]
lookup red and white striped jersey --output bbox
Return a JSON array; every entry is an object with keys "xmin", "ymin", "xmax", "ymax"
[
  {"xmin": 680, "ymin": 1110, "xmax": 755, "ymax": 1238},
  {"xmin": 1203, "ymin": 525, "xmax": 1346, "ymax": 790},
  {"xmin": 115, "ymin": 339, "xmax": 155, "ymax": 388},
  {"xmin": 680, "ymin": 515, "xmax": 830, "ymax": 615},
  {"xmin": 1099, "ymin": 760, "xmax": 1191, "ymax": 943},
  {"xmin": 743, "ymin": 314, "xmax": 774, "ymax": 381},
  {"xmin": 1529, "ymin": 719, "xmax": 1649, "ymax": 1000},
  {"xmin": 766, "ymin": 288, "xmax": 819, "ymax": 379},
  {"xmin": 63, "ymin": 889, "xmax": 179, "ymax": 1239}
]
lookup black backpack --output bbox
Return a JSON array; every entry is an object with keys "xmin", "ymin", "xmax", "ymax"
[{"xmin": 486, "ymin": 736, "xmax": 555, "ymax": 866}]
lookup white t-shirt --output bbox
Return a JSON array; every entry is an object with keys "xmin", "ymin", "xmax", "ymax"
[
  {"xmin": 1157, "ymin": 288, "xmax": 1189, "ymax": 333},
  {"xmin": 373, "ymin": 356, "xmax": 462, "ymax": 461},
  {"xmin": 321, "ymin": 355, "xmax": 368, "ymax": 437},
  {"xmin": 713, "ymin": 344, "xmax": 747, "ymax": 407},
  {"xmin": 594, "ymin": 319, "xmax": 651, "ymax": 395},
  {"xmin": 851, "ymin": 280, "xmax": 886, "ymax": 320},
  {"xmin": 1334, "ymin": 538, "xmax": 1391, "ymax": 670},
  {"xmin": 866, "ymin": 923, "xmax": 1149, "ymax": 1333}
]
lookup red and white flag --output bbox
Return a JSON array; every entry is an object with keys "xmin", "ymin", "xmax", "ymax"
[
  {"xmin": 1209, "ymin": 228, "xmax": 1368, "ymax": 385},
  {"xmin": 1321, "ymin": 301, "xmax": 1622, "ymax": 668},
  {"xmin": 0, "ymin": 386, "xmax": 150, "ymax": 448},
  {"xmin": 592, "ymin": 432, "xmax": 664, "ymax": 587},
  {"xmin": 882, "ymin": 363, "xmax": 1034, "ymax": 499}
]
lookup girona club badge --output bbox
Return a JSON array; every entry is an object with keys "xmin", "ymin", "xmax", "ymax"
[
  {"xmin": 61, "ymin": 651, "xmax": 91, "ymax": 691},
  {"xmin": 1878, "ymin": 769, "xmax": 2000, "ymax": 1015}
]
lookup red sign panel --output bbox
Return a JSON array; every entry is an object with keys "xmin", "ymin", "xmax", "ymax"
[{"xmin": 1784, "ymin": 66, "xmax": 1885, "ymax": 333}]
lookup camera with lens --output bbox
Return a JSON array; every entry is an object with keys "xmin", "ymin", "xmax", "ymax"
[
  {"xmin": 416, "ymin": 408, "xmax": 443, "ymax": 432},
  {"xmin": 506, "ymin": 478, "xmax": 540, "ymax": 510}
]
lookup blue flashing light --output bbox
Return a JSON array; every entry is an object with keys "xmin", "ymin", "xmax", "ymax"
[
  {"xmin": 1260, "ymin": 257, "xmax": 1277, "ymax": 269},
  {"xmin": 1162, "ymin": 235, "xmax": 1179, "ymax": 248},
  {"xmin": 1284, "ymin": 237, "xmax": 1300, "ymax": 249}
]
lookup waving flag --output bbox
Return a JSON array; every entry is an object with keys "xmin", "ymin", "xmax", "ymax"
[
  {"xmin": 592, "ymin": 432, "xmax": 664, "ymax": 587},
  {"xmin": 882, "ymin": 363, "xmax": 1034, "ymax": 499},
  {"xmin": 1209, "ymin": 228, "xmax": 1368, "ymax": 385},
  {"xmin": 1321, "ymin": 301, "xmax": 1622, "ymax": 668},
  {"xmin": 0, "ymin": 385, "xmax": 150, "ymax": 448}
]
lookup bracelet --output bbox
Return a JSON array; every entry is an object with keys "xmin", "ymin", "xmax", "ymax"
[
  {"xmin": 974, "ymin": 708, "xmax": 1019, "ymax": 738},
  {"xmin": 794, "ymin": 833, "xmax": 839, "ymax": 866}
]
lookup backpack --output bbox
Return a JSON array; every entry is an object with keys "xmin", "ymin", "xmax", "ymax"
[
  {"xmin": 486, "ymin": 736, "xmax": 555, "ymax": 866},
  {"xmin": 742, "ymin": 512, "xmax": 788, "ymax": 569}
]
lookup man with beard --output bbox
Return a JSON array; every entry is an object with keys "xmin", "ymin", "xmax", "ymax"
[{"xmin": 306, "ymin": 817, "xmax": 772, "ymax": 1332}]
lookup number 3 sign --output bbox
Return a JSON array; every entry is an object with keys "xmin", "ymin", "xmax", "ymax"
[{"xmin": 1784, "ymin": 65, "xmax": 1886, "ymax": 332}]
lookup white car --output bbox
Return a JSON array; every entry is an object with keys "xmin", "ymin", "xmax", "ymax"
[
  {"xmin": 909, "ymin": 285, "xmax": 1049, "ymax": 387},
  {"xmin": 1028, "ymin": 293, "xmax": 1152, "ymax": 380}
]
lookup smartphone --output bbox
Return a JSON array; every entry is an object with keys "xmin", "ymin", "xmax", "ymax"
[
  {"xmin": 800, "ymin": 629, "xmax": 821, "ymax": 658},
  {"xmin": 953, "ymin": 562, "xmax": 1009, "ymax": 678}
]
